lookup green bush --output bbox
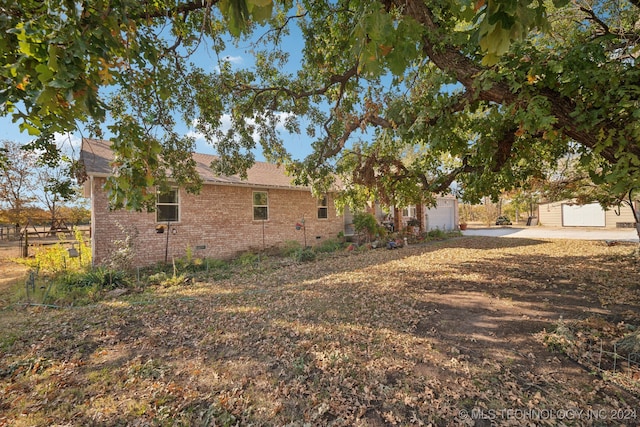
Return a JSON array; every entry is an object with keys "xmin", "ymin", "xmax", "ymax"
[
  {"xmin": 22, "ymin": 267, "xmax": 130, "ymax": 306},
  {"xmin": 147, "ymin": 271, "xmax": 190, "ymax": 287},
  {"xmin": 293, "ymin": 247, "xmax": 316, "ymax": 262},
  {"xmin": 353, "ymin": 212, "xmax": 379, "ymax": 241},
  {"xmin": 280, "ymin": 240, "xmax": 303, "ymax": 257},
  {"xmin": 427, "ymin": 228, "xmax": 446, "ymax": 239},
  {"xmin": 60, "ymin": 267, "xmax": 128, "ymax": 290},
  {"xmin": 356, "ymin": 244, "xmax": 371, "ymax": 253}
]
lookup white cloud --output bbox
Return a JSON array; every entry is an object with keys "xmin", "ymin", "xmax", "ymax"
[
  {"xmin": 223, "ymin": 55, "xmax": 243, "ymax": 65},
  {"xmin": 213, "ymin": 55, "xmax": 244, "ymax": 73},
  {"xmin": 53, "ymin": 132, "xmax": 83, "ymax": 157}
]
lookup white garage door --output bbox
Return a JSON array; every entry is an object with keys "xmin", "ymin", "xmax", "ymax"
[
  {"xmin": 562, "ymin": 203, "xmax": 605, "ymax": 227},
  {"xmin": 425, "ymin": 199, "xmax": 456, "ymax": 231}
]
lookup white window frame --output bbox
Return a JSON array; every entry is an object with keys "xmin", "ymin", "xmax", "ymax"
[
  {"xmin": 156, "ymin": 188, "xmax": 180, "ymax": 222},
  {"xmin": 317, "ymin": 195, "xmax": 328, "ymax": 219},
  {"xmin": 402, "ymin": 205, "xmax": 417, "ymax": 218},
  {"xmin": 253, "ymin": 191, "xmax": 269, "ymax": 221}
]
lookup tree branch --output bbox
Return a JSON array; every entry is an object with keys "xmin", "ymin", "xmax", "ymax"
[
  {"xmin": 579, "ymin": 6, "xmax": 610, "ymax": 36},
  {"xmin": 398, "ymin": 0, "xmax": 640, "ymax": 168}
]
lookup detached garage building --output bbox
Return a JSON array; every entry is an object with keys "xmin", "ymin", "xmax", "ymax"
[{"xmin": 538, "ymin": 200, "xmax": 638, "ymax": 228}]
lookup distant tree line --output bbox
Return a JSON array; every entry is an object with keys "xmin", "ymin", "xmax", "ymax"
[{"xmin": 0, "ymin": 140, "xmax": 89, "ymax": 230}]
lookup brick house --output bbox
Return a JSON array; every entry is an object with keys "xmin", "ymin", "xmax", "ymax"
[{"xmin": 80, "ymin": 138, "xmax": 345, "ymax": 266}]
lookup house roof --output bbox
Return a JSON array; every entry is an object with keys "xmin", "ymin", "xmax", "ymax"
[{"xmin": 80, "ymin": 138, "xmax": 305, "ymax": 190}]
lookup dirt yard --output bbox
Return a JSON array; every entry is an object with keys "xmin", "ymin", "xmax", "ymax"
[
  {"xmin": 0, "ymin": 243, "xmax": 28, "ymax": 307},
  {"xmin": 0, "ymin": 237, "xmax": 639, "ymax": 426}
]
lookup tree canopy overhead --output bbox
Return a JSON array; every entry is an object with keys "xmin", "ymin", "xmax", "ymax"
[{"xmin": 1, "ymin": 0, "xmax": 639, "ymax": 210}]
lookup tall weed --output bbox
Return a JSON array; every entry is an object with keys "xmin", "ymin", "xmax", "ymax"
[{"xmin": 20, "ymin": 227, "xmax": 92, "ymax": 274}]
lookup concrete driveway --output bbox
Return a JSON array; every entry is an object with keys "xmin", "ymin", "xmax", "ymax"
[{"xmin": 462, "ymin": 226, "xmax": 639, "ymax": 242}]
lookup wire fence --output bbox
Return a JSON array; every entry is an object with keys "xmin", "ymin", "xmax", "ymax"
[{"xmin": 583, "ymin": 339, "xmax": 640, "ymax": 395}]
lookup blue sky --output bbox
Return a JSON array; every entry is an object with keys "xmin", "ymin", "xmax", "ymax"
[{"xmin": 1, "ymin": 22, "xmax": 320, "ymax": 163}]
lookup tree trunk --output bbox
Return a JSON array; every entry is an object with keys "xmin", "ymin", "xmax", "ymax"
[{"xmin": 394, "ymin": 206, "xmax": 401, "ymax": 232}]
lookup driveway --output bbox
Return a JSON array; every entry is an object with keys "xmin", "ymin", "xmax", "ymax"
[{"xmin": 462, "ymin": 225, "xmax": 639, "ymax": 241}]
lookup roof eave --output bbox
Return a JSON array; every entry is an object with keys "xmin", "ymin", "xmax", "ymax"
[{"xmin": 85, "ymin": 172, "xmax": 326, "ymax": 192}]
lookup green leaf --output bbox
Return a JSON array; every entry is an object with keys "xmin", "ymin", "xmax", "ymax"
[
  {"xmin": 18, "ymin": 40, "xmax": 33, "ymax": 56},
  {"xmin": 248, "ymin": 2, "xmax": 272, "ymax": 23},
  {"xmin": 47, "ymin": 45, "xmax": 60, "ymax": 71},
  {"xmin": 36, "ymin": 63, "xmax": 53, "ymax": 84},
  {"xmin": 19, "ymin": 121, "xmax": 41, "ymax": 136}
]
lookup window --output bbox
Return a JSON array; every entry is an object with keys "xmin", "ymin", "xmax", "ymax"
[
  {"xmin": 402, "ymin": 205, "xmax": 416, "ymax": 218},
  {"xmin": 253, "ymin": 191, "xmax": 268, "ymax": 220},
  {"xmin": 157, "ymin": 188, "xmax": 179, "ymax": 222},
  {"xmin": 317, "ymin": 195, "xmax": 328, "ymax": 219}
]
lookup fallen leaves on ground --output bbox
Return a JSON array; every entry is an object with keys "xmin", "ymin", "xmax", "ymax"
[{"xmin": 1, "ymin": 237, "xmax": 639, "ymax": 426}]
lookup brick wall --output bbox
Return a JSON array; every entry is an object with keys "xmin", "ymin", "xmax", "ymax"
[{"xmin": 90, "ymin": 177, "xmax": 345, "ymax": 266}]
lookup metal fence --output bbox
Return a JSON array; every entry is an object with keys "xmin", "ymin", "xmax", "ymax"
[{"xmin": 583, "ymin": 339, "xmax": 640, "ymax": 395}]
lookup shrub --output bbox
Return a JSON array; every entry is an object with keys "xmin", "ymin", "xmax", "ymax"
[
  {"xmin": 356, "ymin": 243, "xmax": 371, "ymax": 253},
  {"xmin": 293, "ymin": 247, "xmax": 316, "ymax": 262},
  {"xmin": 280, "ymin": 240, "xmax": 303, "ymax": 257},
  {"xmin": 353, "ymin": 212, "xmax": 379, "ymax": 241},
  {"xmin": 60, "ymin": 267, "xmax": 128, "ymax": 290},
  {"xmin": 24, "ymin": 267, "xmax": 130, "ymax": 306},
  {"xmin": 205, "ymin": 258, "xmax": 230, "ymax": 270},
  {"xmin": 174, "ymin": 254, "xmax": 206, "ymax": 273},
  {"xmin": 427, "ymin": 228, "xmax": 446, "ymax": 239},
  {"xmin": 147, "ymin": 270, "xmax": 190, "ymax": 287},
  {"xmin": 106, "ymin": 223, "xmax": 139, "ymax": 271}
]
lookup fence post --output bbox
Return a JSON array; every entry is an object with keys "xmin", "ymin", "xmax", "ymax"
[{"xmin": 22, "ymin": 231, "xmax": 28, "ymax": 258}]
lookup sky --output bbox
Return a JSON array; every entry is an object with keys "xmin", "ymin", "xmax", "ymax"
[{"xmin": 0, "ymin": 21, "xmax": 318, "ymax": 164}]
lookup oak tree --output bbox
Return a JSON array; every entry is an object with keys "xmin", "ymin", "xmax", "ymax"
[{"xmin": 2, "ymin": 1, "xmax": 638, "ymax": 214}]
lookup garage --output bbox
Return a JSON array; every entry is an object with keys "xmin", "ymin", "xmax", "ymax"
[
  {"xmin": 562, "ymin": 203, "xmax": 606, "ymax": 227},
  {"xmin": 425, "ymin": 198, "xmax": 457, "ymax": 231}
]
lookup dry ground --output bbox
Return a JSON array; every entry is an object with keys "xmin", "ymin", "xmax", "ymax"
[
  {"xmin": 1, "ymin": 237, "xmax": 639, "ymax": 426},
  {"xmin": 0, "ymin": 243, "xmax": 28, "ymax": 307}
]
